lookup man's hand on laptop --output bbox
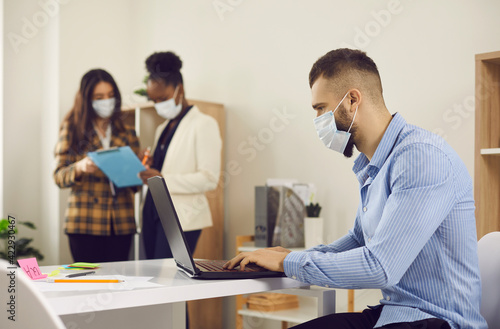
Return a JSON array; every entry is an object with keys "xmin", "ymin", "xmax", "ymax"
[{"xmin": 223, "ymin": 247, "xmax": 292, "ymax": 272}]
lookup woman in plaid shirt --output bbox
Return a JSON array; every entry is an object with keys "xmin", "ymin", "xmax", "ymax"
[{"xmin": 54, "ymin": 69, "xmax": 140, "ymax": 263}]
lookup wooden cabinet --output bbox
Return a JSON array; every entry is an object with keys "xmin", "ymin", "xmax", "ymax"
[
  {"xmin": 123, "ymin": 100, "xmax": 225, "ymax": 329},
  {"xmin": 475, "ymin": 51, "xmax": 500, "ymax": 239},
  {"xmin": 186, "ymin": 100, "xmax": 225, "ymax": 329}
]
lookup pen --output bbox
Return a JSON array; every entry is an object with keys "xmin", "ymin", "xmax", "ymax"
[
  {"xmin": 142, "ymin": 146, "xmax": 151, "ymax": 165},
  {"xmin": 48, "ymin": 279, "xmax": 124, "ymax": 283},
  {"xmin": 66, "ymin": 271, "xmax": 95, "ymax": 278}
]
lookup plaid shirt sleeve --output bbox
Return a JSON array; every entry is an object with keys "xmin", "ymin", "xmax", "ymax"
[{"xmin": 53, "ymin": 121, "xmax": 84, "ymax": 188}]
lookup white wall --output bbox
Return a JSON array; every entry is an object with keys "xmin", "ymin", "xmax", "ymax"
[
  {"xmin": 58, "ymin": 0, "xmax": 138, "ymax": 115},
  {"xmin": 3, "ymin": 0, "xmax": 500, "ymax": 328},
  {"xmin": 3, "ymin": 0, "xmax": 61, "ymax": 264}
]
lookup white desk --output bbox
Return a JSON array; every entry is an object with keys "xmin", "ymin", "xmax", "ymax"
[{"xmin": 40, "ymin": 259, "xmax": 318, "ymax": 329}]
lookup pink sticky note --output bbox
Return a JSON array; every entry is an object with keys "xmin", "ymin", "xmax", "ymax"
[{"xmin": 17, "ymin": 258, "xmax": 48, "ymax": 280}]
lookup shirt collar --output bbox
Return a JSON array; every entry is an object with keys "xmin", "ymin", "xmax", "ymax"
[{"xmin": 353, "ymin": 113, "xmax": 406, "ymax": 178}]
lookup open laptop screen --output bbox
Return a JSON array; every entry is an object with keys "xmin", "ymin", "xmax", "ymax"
[{"xmin": 147, "ymin": 176, "xmax": 199, "ymax": 276}]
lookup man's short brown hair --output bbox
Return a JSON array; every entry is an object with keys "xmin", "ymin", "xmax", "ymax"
[{"xmin": 309, "ymin": 48, "xmax": 384, "ymax": 105}]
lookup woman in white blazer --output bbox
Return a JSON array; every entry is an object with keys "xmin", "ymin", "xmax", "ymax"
[{"xmin": 139, "ymin": 52, "xmax": 222, "ymax": 259}]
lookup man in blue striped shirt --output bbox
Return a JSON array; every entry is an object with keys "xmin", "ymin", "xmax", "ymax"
[{"xmin": 225, "ymin": 49, "xmax": 486, "ymax": 328}]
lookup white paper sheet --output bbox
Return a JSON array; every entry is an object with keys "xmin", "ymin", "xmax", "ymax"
[{"xmin": 33, "ymin": 275, "xmax": 162, "ymax": 292}]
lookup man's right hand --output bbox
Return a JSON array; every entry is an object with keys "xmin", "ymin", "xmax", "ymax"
[{"xmin": 223, "ymin": 247, "xmax": 292, "ymax": 272}]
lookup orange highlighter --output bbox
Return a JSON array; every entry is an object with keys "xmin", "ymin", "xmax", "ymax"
[
  {"xmin": 48, "ymin": 279, "xmax": 124, "ymax": 283},
  {"xmin": 142, "ymin": 146, "xmax": 151, "ymax": 165}
]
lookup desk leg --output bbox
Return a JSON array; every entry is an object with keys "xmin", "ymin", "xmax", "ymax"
[
  {"xmin": 317, "ymin": 289, "xmax": 336, "ymax": 316},
  {"xmin": 173, "ymin": 302, "xmax": 187, "ymax": 328},
  {"xmin": 60, "ymin": 302, "xmax": 185, "ymax": 329}
]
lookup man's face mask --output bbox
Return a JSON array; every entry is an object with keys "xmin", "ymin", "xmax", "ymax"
[{"xmin": 313, "ymin": 92, "xmax": 358, "ymax": 154}]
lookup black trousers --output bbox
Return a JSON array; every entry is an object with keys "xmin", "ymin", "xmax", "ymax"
[
  {"xmin": 291, "ymin": 306, "xmax": 451, "ymax": 329},
  {"xmin": 68, "ymin": 233, "xmax": 133, "ymax": 263},
  {"xmin": 142, "ymin": 213, "xmax": 201, "ymax": 259}
]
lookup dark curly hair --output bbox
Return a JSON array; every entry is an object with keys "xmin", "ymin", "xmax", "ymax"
[{"xmin": 145, "ymin": 51, "xmax": 183, "ymax": 86}]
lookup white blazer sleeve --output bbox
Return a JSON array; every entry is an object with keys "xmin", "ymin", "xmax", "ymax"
[{"xmin": 164, "ymin": 116, "xmax": 222, "ymax": 194}]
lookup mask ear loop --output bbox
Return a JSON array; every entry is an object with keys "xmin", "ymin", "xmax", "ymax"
[
  {"xmin": 173, "ymin": 85, "xmax": 182, "ymax": 106},
  {"xmin": 179, "ymin": 90, "xmax": 184, "ymax": 106},
  {"xmin": 332, "ymin": 92, "xmax": 350, "ymax": 114},
  {"xmin": 347, "ymin": 105, "xmax": 358, "ymax": 133}
]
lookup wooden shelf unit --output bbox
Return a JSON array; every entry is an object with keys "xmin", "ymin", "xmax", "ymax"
[
  {"xmin": 238, "ymin": 297, "xmax": 318, "ymax": 324},
  {"xmin": 480, "ymin": 148, "xmax": 500, "ymax": 155},
  {"xmin": 238, "ymin": 288, "xmax": 334, "ymax": 328},
  {"xmin": 475, "ymin": 51, "xmax": 500, "ymax": 239},
  {"xmin": 122, "ymin": 100, "xmax": 225, "ymax": 329}
]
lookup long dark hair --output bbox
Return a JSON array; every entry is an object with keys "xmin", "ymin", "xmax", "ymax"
[{"xmin": 62, "ymin": 69, "xmax": 125, "ymax": 153}]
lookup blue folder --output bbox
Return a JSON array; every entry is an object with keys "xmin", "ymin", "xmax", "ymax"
[{"xmin": 88, "ymin": 146, "xmax": 145, "ymax": 188}]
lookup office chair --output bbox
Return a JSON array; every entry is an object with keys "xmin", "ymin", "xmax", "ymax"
[
  {"xmin": 478, "ymin": 231, "xmax": 500, "ymax": 329},
  {"xmin": 0, "ymin": 259, "xmax": 66, "ymax": 329}
]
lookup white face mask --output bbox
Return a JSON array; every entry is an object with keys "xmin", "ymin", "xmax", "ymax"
[
  {"xmin": 313, "ymin": 92, "xmax": 358, "ymax": 154},
  {"xmin": 154, "ymin": 86, "xmax": 183, "ymax": 120},
  {"xmin": 92, "ymin": 98, "xmax": 116, "ymax": 118}
]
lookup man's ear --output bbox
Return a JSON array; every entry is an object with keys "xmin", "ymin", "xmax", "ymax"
[{"xmin": 348, "ymin": 89, "xmax": 362, "ymax": 113}]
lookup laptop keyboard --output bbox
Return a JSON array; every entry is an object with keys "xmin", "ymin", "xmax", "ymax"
[{"xmin": 195, "ymin": 260, "xmax": 269, "ymax": 273}]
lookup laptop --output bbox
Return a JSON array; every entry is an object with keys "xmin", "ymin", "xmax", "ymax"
[{"xmin": 148, "ymin": 176, "xmax": 286, "ymax": 279}]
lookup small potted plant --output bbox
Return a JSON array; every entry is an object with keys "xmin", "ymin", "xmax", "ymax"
[
  {"xmin": 306, "ymin": 203, "xmax": 322, "ymax": 218},
  {"xmin": 0, "ymin": 218, "xmax": 44, "ymax": 263},
  {"xmin": 133, "ymin": 75, "xmax": 149, "ymax": 97}
]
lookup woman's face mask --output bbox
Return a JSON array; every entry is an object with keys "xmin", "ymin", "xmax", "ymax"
[
  {"xmin": 92, "ymin": 98, "xmax": 116, "ymax": 118},
  {"xmin": 154, "ymin": 86, "xmax": 182, "ymax": 120}
]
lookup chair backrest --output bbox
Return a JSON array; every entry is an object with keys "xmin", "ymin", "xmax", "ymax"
[
  {"xmin": 478, "ymin": 231, "xmax": 500, "ymax": 329},
  {"xmin": 0, "ymin": 259, "xmax": 66, "ymax": 329}
]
